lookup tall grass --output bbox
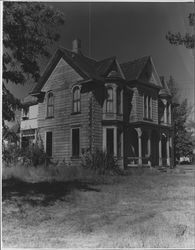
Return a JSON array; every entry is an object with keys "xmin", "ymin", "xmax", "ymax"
[{"xmin": 2, "ymin": 161, "xmax": 93, "ymax": 183}]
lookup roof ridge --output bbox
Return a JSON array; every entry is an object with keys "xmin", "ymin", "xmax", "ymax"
[{"xmin": 120, "ymin": 55, "xmax": 150, "ymax": 66}]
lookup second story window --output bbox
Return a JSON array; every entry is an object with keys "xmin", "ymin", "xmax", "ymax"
[
  {"xmin": 117, "ymin": 88, "xmax": 122, "ymax": 114},
  {"xmin": 144, "ymin": 94, "xmax": 152, "ymax": 120},
  {"xmin": 47, "ymin": 92, "xmax": 54, "ymax": 118},
  {"xmin": 106, "ymin": 87, "xmax": 113, "ymax": 113},
  {"xmin": 22, "ymin": 107, "xmax": 29, "ymax": 120},
  {"xmin": 73, "ymin": 86, "xmax": 81, "ymax": 113}
]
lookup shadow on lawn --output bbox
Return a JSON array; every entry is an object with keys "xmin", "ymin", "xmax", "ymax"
[{"xmin": 2, "ymin": 178, "xmax": 101, "ymax": 206}]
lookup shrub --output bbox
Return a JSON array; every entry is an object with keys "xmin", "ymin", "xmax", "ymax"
[
  {"xmin": 21, "ymin": 142, "xmax": 47, "ymax": 167},
  {"xmin": 2, "ymin": 140, "xmax": 47, "ymax": 167},
  {"xmin": 81, "ymin": 149, "xmax": 121, "ymax": 175}
]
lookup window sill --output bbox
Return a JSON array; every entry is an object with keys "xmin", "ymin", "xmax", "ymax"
[
  {"xmin": 71, "ymin": 112, "xmax": 81, "ymax": 115},
  {"xmin": 46, "ymin": 116, "xmax": 54, "ymax": 119}
]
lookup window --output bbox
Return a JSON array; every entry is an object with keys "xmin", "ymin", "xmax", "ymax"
[
  {"xmin": 143, "ymin": 94, "xmax": 152, "ymax": 120},
  {"xmin": 72, "ymin": 128, "xmax": 80, "ymax": 157},
  {"xmin": 22, "ymin": 107, "xmax": 29, "ymax": 120},
  {"xmin": 73, "ymin": 86, "xmax": 81, "ymax": 113},
  {"xmin": 117, "ymin": 88, "xmax": 122, "ymax": 114},
  {"xmin": 148, "ymin": 96, "xmax": 152, "ymax": 119},
  {"xmin": 106, "ymin": 87, "xmax": 113, "ymax": 113},
  {"xmin": 46, "ymin": 132, "xmax": 52, "ymax": 157},
  {"xmin": 106, "ymin": 128, "xmax": 114, "ymax": 155},
  {"xmin": 47, "ymin": 92, "xmax": 54, "ymax": 118},
  {"xmin": 144, "ymin": 95, "xmax": 147, "ymax": 118}
]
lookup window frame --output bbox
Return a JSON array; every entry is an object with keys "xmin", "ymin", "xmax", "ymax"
[
  {"xmin": 72, "ymin": 86, "xmax": 81, "ymax": 114},
  {"xmin": 117, "ymin": 87, "xmax": 122, "ymax": 114},
  {"xmin": 46, "ymin": 131, "xmax": 53, "ymax": 157},
  {"xmin": 106, "ymin": 87, "xmax": 114, "ymax": 113},
  {"xmin": 71, "ymin": 127, "xmax": 80, "ymax": 157},
  {"xmin": 143, "ymin": 94, "xmax": 153, "ymax": 120},
  {"xmin": 47, "ymin": 92, "xmax": 54, "ymax": 118}
]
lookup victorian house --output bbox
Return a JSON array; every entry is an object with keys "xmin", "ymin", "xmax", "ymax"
[{"xmin": 20, "ymin": 39, "xmax": 173, "ymax": 169}]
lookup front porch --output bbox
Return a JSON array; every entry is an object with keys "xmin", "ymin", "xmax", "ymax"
[{"xmin": 125, "ymin": 126, "xmax": 173, "ymax": 168}]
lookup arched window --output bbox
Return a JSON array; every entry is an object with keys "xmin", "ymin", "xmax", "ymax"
[
  {"xmin": 73, "ymin": 86, "xmax": 80, "ymax": 113},
  {"xmin": 106, "ymin": 87, "xmax": 113, "ymax": 113},
  {"xmin": 47, "ymin": 92, "xmax": 54, "ymax": 118}
]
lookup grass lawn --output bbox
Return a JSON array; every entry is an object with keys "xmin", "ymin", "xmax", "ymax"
[{"xmin": 2, "ymin": 165, "xmax": 195, "ymax": 248}]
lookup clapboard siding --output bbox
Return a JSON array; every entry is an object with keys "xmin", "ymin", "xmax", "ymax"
[{"xmin": 37, "ymin": 58, "xmax": 90, "ymax": 162}]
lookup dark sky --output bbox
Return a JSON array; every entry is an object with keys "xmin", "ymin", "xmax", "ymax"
[{"xmin": 11, "ymin": 2, "xmax": 194, "ymax": 108}]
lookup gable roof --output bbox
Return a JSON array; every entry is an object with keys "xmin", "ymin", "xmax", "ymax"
[
  {"xmin": 159, "ymin": 76, "xmax": 171, "ymax": 97},
  {"xmin": 31, "ymin": 48, "xmax": 103, "ymax": 95},
  {"xmin": 30, "ymin": 45, "xmax": 164, "ymax": 95},
  {"xmin": 120, "ymin": 56, "xmax": 150, "ymax": 81}
]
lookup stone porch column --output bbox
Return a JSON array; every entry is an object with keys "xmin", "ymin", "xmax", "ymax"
[
  {"xmin": 147, "ymin": 130, "xmax": 151, "ymax": 167},
  {"xmin": 136, "ymin": 128, "xmax": 142, "ymax": 166},
  {"xmin": 159, "ymin": 133, "xmax": 162, "ymax": 167},
  {"xmin": 103, "ymin": 127, "xmax": 106, "ymax": 151},
  {"xmin": 167, "ymin": 135, "xmax": 171, "ymax": 167},
  {"xmin": 168, "ymin": 103, "xmax": 171, "ymax": 124},
  {"xmin": 114, "ymin": 126, "xmax": 117, "ymax": 157}
]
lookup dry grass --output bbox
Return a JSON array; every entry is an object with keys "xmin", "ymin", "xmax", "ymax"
[{"xmin": 2, "ymin": 165, "xmax": 195, "ymax": 248}]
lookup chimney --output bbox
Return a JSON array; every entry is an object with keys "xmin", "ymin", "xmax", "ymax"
[{"xmin": 72, "ymin": 38, "xmax": 81, "ymax": 54}]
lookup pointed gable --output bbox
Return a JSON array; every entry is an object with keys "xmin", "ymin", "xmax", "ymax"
[
  {"xmin": 120, "ymin": 56, "xmax": 150, "ymax": 81},
  {"xmin": 139, "ymin": 57, "xmax": 162, "ymax": 88},
  {"xmin": 96, "ymin": 57, "xmax": 125, "ymax": 79},
  {"xmin": 121, "ymin": 56, "xmax": 162, "ymax": 88}
]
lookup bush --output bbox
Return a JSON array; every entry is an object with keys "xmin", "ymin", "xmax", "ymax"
[
  {"xmin": 21, "ymin": 142, "xmax": 47, "ymax": 167},
  {"xmin": 81, "ymin": 149, "xmax": 121, "ymax": 175},
  {"xmin": 3, "ymin": 140, "xmax": 47, "ymax": 167}
]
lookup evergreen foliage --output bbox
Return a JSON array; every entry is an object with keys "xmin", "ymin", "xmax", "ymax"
[{"xmin": 3, "ymin": 2, "xmax": 65, "ymax": 125}]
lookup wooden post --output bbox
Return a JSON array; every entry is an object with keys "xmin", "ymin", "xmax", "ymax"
[
  {"xmin": 136, "ymin": 128, "xmax": 142, "ymax": 166},
  {"xmin": 103, "ymin": 127, "xmax": 106, "ymax": 151},
  {"xmin": 148, "ymin": 130, "xmax": 151, "ymax": 167},
  {"xmin": 159, "ymin": 133, "xmax": 162, "ymax": 167},
  {"xmin": 166, "ymin": 135, "xmax": 170, "ymax": 167},
  {"xmin": 114, "ymin": 126, "xmax": 117, "ymax": 157}
]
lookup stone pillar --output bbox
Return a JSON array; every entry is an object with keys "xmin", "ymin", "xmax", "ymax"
[
  {"xmin": 114, "ymin": 126, "xmax": 117, "ymax": 157},
  {"xmin": 169, "ymin": 104, "xmax": 171, "ymax": 124},
  {"xmin": 121, "ymin": 129, "xmax": 124, "ymax": 158},
  {"xmin": 164, "ymin": 101, "xmax": 167, "ymax": 124},
  {"xmin": 166, "ymin": 135, "xmax": 170, "ymax": 167},
  {"xmin": 103, "ymin": 127, "xmax": 106, "ymax": 151},
  {"xmin": 147, "ymin": 130, "xmax": 151, "ymax": 167},
  {"xmin": 159, "ymin": 133, "xmax": 162, "ymax": 167},
  {"xmin": 169, "ymin": 135, "xmax": 173, "ymax": 167},
  {"xmin": 136, "ymin": 128, "xmax": 142, "ymax": 166}
]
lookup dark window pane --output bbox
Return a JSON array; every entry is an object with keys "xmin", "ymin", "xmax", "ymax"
[
  {"xmin": 46, "ymin": 132, "xmax": 52, "ymax": 157},
  {"xmin": 72, "ymin": 128, "xmax": 80, "ymax": 156},
  {"xmin": 106, "ymin": 128, "xmax": 114, "ymax": 155}
]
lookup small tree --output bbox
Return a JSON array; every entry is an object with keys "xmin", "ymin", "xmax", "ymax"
[{"xmin": 167, "ymin": 76, "xmax": 194, "ymax": 163}]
